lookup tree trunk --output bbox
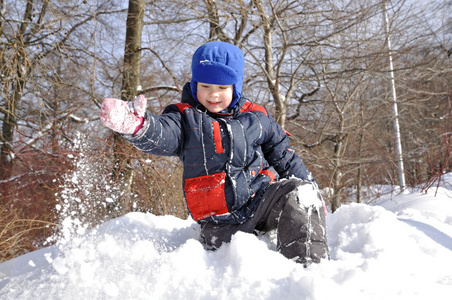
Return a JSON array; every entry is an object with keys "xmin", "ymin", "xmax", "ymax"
[
  {"xmin": 0, "ymin": 0, "xmax": 32, "ymax": 180},
  {"xmin": 252, "ymin": 0, "xmax": 287, "ymax": 129},
  {"xmin": 121, "ymin": 0, "xmax": 145, "ymax": 101},
  {"xmin": 330, "ymin": 136, "xmax": 344, "ymax": 213},
  {"xmin": 111, "ymin": 0, "xmax": 145, "ymax": 217},
  {"xmin": 382, "ymin": 0, "xmax": 406, "ymax": 191}
]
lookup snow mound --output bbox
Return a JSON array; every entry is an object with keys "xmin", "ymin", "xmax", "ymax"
[{"xmin": 1, "ymin": 188, "xmax": 452, "ymax": 299}]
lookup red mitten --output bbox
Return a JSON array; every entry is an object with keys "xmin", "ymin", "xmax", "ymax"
[{"xmin": 100, "ymin": 95, "xmax": 147, "ymax": 134}]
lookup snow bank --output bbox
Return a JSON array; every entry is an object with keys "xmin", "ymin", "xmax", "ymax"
[{"xmin": 1, "ymin": 184, "xmax": 452, "ymax": 299}]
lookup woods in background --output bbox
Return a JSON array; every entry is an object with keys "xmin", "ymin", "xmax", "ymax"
[{"xmin": 1, "ymin": 0, "xmax": 451, "ymax": 261}]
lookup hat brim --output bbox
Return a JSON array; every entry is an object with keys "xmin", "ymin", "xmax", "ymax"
[{"xmin": 192, "ymin": 61, "xmax": 238, "ymax": 86}]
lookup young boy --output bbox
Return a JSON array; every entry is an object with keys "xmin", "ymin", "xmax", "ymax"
[{"xmin": 100, "ymin": 41, "xmax": 329, "ymax": 265}]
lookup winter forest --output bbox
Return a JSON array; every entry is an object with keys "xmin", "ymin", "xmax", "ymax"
[{"xmin": 1, "ymin": 0, "xmax": 451, "ymax": 263}]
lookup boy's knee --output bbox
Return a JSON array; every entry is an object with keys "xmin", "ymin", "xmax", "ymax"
[{"xmin": 277, "ymin": 182, "xmax": 330, "ymax": 265}]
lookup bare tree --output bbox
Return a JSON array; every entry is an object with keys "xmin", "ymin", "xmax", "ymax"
[
  {"xmin": 0, "ymin": 0, "xmax": 127, "ymax": 257},
  {"xmin": 109, "ymin": 0, "xmax": 145, "ymax": 217},
  {"xmin": 140, "ymin": 0, "xmax": 451, "ymax": 207},
  {"xmin": 0, "ymin": 0, "xmax": 122, "ymax": 180}
]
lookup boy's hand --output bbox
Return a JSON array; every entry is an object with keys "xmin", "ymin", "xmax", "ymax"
[{"xmin": 100, "ymin": 95, "xmax": 147, "ymax": 134}]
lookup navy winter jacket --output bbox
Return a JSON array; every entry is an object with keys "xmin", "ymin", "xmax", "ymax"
[{"xmin": 122, "ymin": 83, "xmax": 313, "ymax": 224}]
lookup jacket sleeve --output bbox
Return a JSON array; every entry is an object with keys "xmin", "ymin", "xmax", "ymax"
[
  {"xmin": 261, "ymin": 113, "xmax": 313, "ymax": 181},
  {"xmin": 120, "ymin": 104, "xmax": 184, "ymax": 157}
]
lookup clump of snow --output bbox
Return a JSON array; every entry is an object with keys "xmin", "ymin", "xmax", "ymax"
[
  {"xmin": 1, "ymin": 170, "xmax": 452, "ymax": 299},
  {"xmin": 290, "ymin": 181, "xmax": 324, "ymax": 208}
]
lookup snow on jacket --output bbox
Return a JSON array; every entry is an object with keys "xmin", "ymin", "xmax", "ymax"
[{"xmin": 121, "ymin": 83, "xmax": 313, "ymax": 224}]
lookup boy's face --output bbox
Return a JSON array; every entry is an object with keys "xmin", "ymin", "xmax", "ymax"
[{"xmin": 196, "ymin": 82, "xmax": 233, "ymax": 113}]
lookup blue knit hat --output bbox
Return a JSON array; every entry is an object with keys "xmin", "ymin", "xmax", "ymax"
[{"xmin": 190, "ymin": 41, "xmax": 244, "ymax": 108}]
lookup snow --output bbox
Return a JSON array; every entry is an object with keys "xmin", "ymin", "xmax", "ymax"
[{"xmin": 1, "ymin": 176, "xmax": 452, "ymax": 299}]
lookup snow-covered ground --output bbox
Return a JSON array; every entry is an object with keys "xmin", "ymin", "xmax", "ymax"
[{"xmin": 1, "ymin": 174, "xmax": 452, "ymax": 299}]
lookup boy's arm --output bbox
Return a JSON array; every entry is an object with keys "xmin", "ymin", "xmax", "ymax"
[
  {"xmin": 261, "ymin": 115, "xmax": 313, "ymax": 181},
  {"xmin": 100, "ymin": 96, "xmax": 184, "ymax": 157},
  {"xmin": 120, "ymin": 105, "xmax": 184, "ymax": 157}
]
